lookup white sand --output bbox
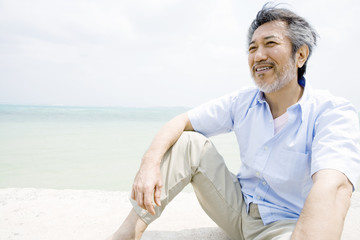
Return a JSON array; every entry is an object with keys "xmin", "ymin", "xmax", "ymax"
[{"xmin": 0, "ymin": 188, "xmax": 359, "ymax": 240}]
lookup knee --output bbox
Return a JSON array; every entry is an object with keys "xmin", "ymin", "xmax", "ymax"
[
  {"xmin": 176, "ymin": 131, "xmax": 213, "ymax": 155},
  {"xmin": 178, "ymin": 131, "xmax": 209, "ymax": 144}
]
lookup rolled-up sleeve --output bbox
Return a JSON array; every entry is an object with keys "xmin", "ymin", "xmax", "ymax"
[
  {"xmin": 187, "ymin": 92, "xmax": 238, "ymax": 137},
  {"xmin": 311, "ymin": 100, "xmax": 360, "ymax": 189}
]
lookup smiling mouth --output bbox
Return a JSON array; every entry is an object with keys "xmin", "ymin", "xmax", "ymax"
[
  {"xmin": 256, "ymin": 66, "xmax": 273, "ymax": 72},
  {"xmin": 253, "ymin": 62, "xmax": 275, "ymax": 74}
]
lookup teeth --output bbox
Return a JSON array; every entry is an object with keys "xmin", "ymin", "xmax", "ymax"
[{"xmin": 256, "ymin": 66, "xmax": 272, "ymax": 72}]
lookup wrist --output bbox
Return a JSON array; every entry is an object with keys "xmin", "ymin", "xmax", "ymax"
[{"xmin": 141, "ymin": 151, "xmax": 162, "ymax": 166}]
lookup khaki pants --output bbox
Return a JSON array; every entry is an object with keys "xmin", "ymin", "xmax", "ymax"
[{"xmin": 131, "ymin": 132, "xmax": 296, "ymax": 240}]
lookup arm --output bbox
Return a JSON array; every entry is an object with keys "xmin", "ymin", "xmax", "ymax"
[
  {"xmin": 131, "ymin": 112, "xmax": 194, "ymax": 215},
  {"xmin": 291, "ymin": 169, "xmax": 352, "ymax": 240}
]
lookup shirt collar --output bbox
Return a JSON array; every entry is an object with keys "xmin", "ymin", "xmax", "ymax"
[
  {"xmin": 252, "ymin": 77, "xmax": 311, "ymax": 122},
  {"xmin": 255, "ymin": 90, "xmax": 266, "ymax": 104},
  {"xmin": 295, "ymin": 77, "xmax": 312, "ymax": 122}
]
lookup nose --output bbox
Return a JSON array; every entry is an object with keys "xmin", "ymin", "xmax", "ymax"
[{"xmin": 253, "ymin": 46, "xmax": 267, "ymax": 63}]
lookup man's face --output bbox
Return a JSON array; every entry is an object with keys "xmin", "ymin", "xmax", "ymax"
[{"xmin": 248, "ymin": 21, "xmax": 297, "ymax": 93}]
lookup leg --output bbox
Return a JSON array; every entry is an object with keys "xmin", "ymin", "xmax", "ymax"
[
  {"xmin": 242, "ymin": 203, "xmax": 296, "ymax": 240},
  {"xmin": 254, "ymin": 220, "xmax": 296, "ymax": 240},
  {"xmin": 190, "ymin": 135, "xmax": 244, "ymax": 240},
  {"xmin": 108, "ymin": 132, "xmax": 244, "ymax": 240},
  {"xmin": 105, "ymin": 209, "xmax": 147, "ymax": 240}
]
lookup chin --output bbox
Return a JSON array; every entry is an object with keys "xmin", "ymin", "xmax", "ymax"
[{"xmin": 254, "ymin": 79, "xmax": 275, "ymax": 92}]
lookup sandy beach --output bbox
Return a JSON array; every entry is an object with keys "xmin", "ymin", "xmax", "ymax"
[{"xmin": 1, "ymin": 188, "xmax": 359, "ymax": 240}]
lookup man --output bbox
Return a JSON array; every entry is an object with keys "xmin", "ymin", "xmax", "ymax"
[{"xmin": 108, "ymin": 4, "xmax": 360, "ymax": 240}]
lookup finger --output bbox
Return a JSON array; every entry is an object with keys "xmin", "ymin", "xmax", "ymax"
[
  {"xmin": 131, "ymin": 187, "xmax": 135, "ymax": 200},
  {"xmin": 136, "ymin": 191, "xmax": 145, "ymax": 209},
  {"xmin": 144, "ymin": 190, "xmax": 155, "ymax": 215},
  {"xmin": 154, "ymin": 184, "xmax": 162, "ymax": 206}
]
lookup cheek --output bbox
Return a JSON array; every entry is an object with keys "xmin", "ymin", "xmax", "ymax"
[{"xmin": 248, "ymin": 55, "xmax": 253, "ymax": 69}]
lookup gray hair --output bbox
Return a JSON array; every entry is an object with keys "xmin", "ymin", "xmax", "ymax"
[{"xmin": 248, "ymin": 3, "xmax": 318, "ymax": 80}]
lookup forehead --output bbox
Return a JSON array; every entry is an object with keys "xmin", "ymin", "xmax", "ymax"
[{"xmin": 250, "ymin": 20, "xmax": 289, "ymax": 44}]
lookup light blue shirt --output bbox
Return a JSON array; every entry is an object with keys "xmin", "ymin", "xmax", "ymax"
[{"xmin": 188, "ymin": 81, "xmax": 360, "ymax": 225}]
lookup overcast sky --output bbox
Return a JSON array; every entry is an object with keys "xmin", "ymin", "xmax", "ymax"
[{"xmin": 1, "ymin": 0, "xmax": 359, "ymax": 109}]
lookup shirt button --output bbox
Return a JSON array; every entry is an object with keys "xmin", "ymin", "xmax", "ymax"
[
  {"xmin": 257, "ymin": 196, "xmax": 261, "ymax": 200},
  {"xmin": 262, "ymin": 181, "xmax": 267, "ymax": 185},
  {"xmin": 256, "ymin": 172, "xmax": 260, "ymax": 177},
  {"xmin": 264, "ymin": 146, "xmax": 268, "ymax": 151}
]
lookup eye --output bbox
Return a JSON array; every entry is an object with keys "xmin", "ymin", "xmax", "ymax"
[
  {"xmin": 266, "ymin": 41, "xmax": 277, "ymax": 46},
  {"xmin": 248, "ymin": 45, "xmax": 257, "ymax": 53}
]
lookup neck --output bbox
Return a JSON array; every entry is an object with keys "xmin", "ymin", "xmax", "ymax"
[{"xmin": 264, "ymin": 79, "xmax": 304, "ymax": 119}]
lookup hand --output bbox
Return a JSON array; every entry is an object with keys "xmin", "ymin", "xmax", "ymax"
[{"xmin": 131, "ymin": 162, "xmax": 163, "ymax": 216}]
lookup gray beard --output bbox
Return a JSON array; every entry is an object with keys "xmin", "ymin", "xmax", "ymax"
[{"xmin": 253, "ymin": 60, "xmax": 297, "ymax": 93}]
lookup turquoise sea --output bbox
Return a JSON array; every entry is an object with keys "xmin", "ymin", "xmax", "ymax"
[{"xmin": 0, "ymin": 105, "xmax": 240, "ymax": 191}]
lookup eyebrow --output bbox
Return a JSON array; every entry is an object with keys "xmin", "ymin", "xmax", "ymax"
[{"xmin": 249, "ymin": 35, "xmax": 279, "ymax": 46}]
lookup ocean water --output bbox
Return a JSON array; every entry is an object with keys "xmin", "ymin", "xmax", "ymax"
[
  {"xmin": 3, "ymin": 105, "xmax": 359, "ymax": 192},
  {"xmin": 0, "ymin": 105, "xmax": 240, "ymax": 191}
]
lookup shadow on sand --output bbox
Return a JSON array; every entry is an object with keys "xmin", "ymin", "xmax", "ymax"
[{"xmin": 142, "ymin": 227, "xmax": 229, "ymax": 240}]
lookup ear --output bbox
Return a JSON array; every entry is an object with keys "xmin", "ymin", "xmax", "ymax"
[{"xmin": 296, "ymin": 44, "xmax": 309, "ymax": 68}]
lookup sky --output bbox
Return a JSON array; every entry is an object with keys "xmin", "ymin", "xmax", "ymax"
[{"xmin": 1, "ymin": 0, "xmax": 360, "ymax": 109}]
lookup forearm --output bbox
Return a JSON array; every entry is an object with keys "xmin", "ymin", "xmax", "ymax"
[
  {"xmin": 291, "ymin": 170, "xmax": 352, "ymax": 240},
  {"xmin": 141, "ymin": 112, "xmax": 193, "ymax": 166},
  {"xmin": 131, "ymin": 112, "xmax": 193, "ymax": 214}
]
